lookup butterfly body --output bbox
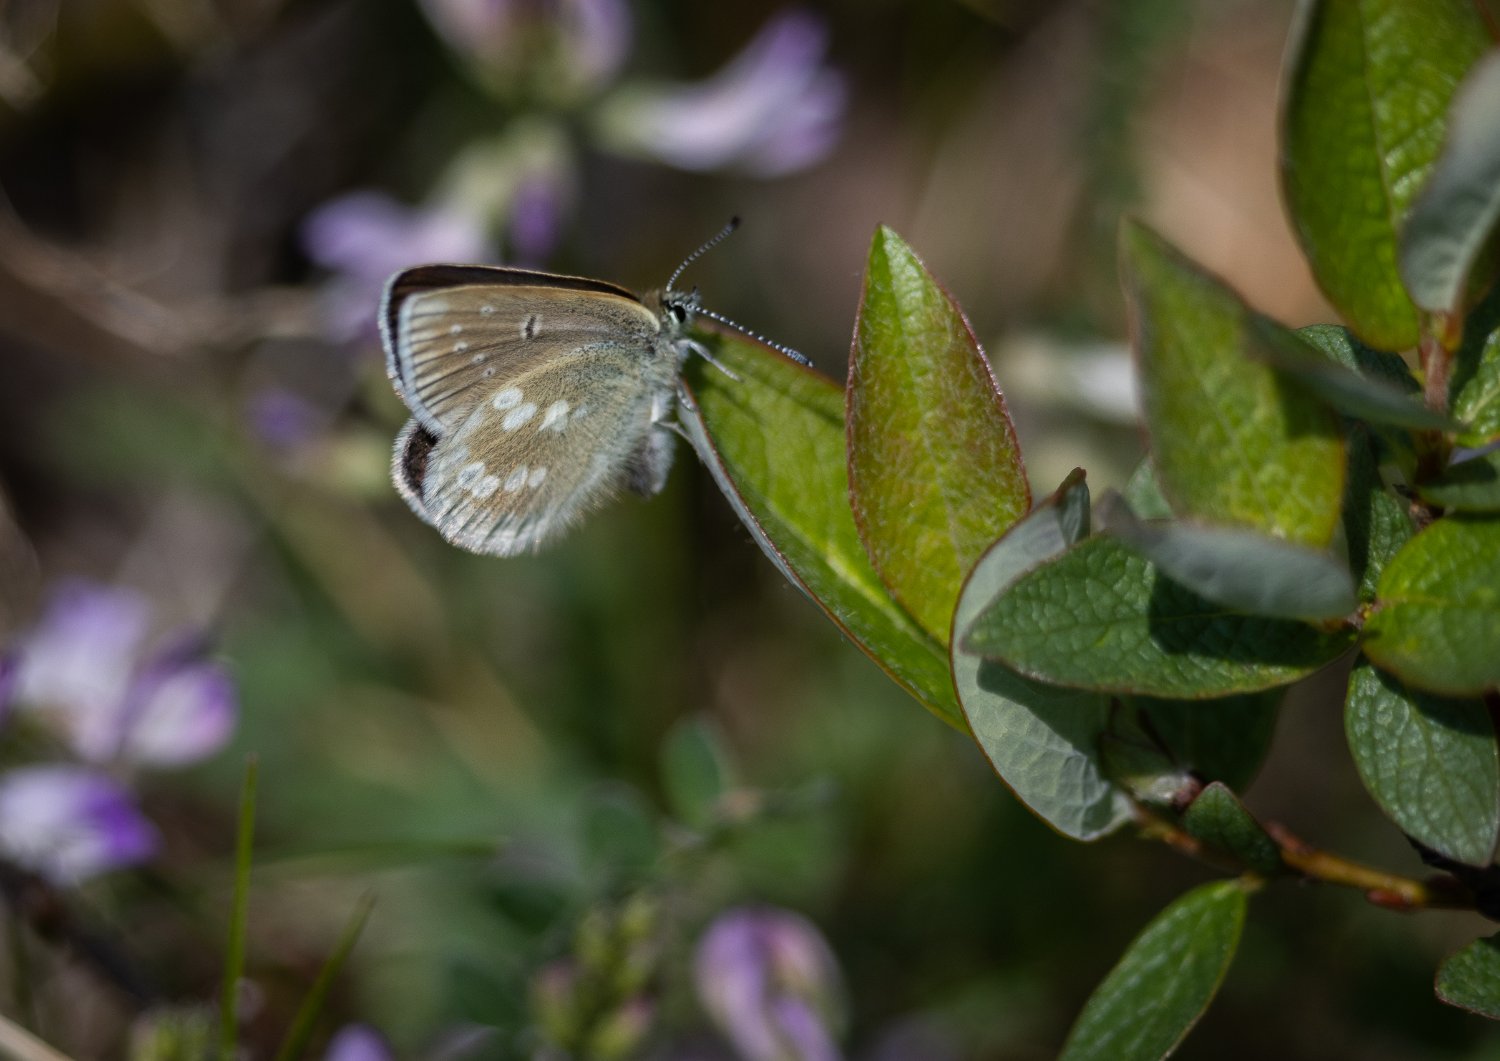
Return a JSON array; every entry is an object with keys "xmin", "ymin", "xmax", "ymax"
[{"xmin": 383, "ymin": 263, "xmax": 701, "ymax": 556}]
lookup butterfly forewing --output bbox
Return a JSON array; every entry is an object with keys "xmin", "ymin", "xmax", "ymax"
[
  {"xmin": 384, "ymin": 266, "xmax": 662, "ymax": 434},
  {"xmin": 414, "ymin": 343, "xmax": 681, "ymax": 556}
]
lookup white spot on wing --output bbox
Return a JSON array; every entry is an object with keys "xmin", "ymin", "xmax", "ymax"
[
  {"xmin": 472, "ymin": 474, "xmax": 500, "ymax": 499},
  {"xmin": 455, "ymin": 461, "xmax": 485, "ymax": 489},
  {"xmin": 480, "ymin": 304, "xmax": 496, "ymax": 316},
  {"xmin": 449, "ymin": 324, "xmax": 463, "ymax": 335},
  {"xmin": 504, "ymin": 466, "xmax": 529, "ymax": 492},
  {"xmin": 540, "ymin": 400, "xmax": 570, "ymax": 431},
  {"xmin": 493, "ymin": 387, "xmax": 523, "ymax": 410},
  {"xmin": 528, "ymin": 467, "xmax": 548, "ymax": 487},
  {"xmin": 454, "ymin": 340, "xmax": 469, "ymax": 353},
  {"xmin": 502, "ymin": 402, "xmax": 538, "ymax": 431},
  {"xmin": 571, "ymin": 403, "xmax": 591, "ymax": 423}
]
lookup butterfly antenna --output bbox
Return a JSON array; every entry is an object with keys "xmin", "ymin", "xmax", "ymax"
[
  {"xmin": 694, "ymin": 306, "xmax": 814, "ymax": 367},
  {"xmin": 667, "ymin": 216, "xmax": 742, "ymax": 293}
]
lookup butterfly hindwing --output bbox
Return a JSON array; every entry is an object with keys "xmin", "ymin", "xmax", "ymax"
[
  {"xmin": 383, "ymin": 267, "xmax": 662, "ymax": 434},
  {"xmin": 414, "ymin": 344, "xmax": 682, "ymax": 556}
]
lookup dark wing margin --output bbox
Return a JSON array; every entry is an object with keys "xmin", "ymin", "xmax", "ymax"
[{"xmin": 380, "ymin": 264, "xmax": 641, "ymax": 387}]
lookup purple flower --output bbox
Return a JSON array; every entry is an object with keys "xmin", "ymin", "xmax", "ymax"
[
  {"xmin": 695, "ymin": 906, "xmax": 845, "ymax": 1061},
  {"xmin": 0, "ymin": 766, "xmax": 159, "ymax": 884},
  {"xmin": 508, "ymin": 174, "xmax": 566, "ymax": 265},
  {"xmin": 13, "ymin": 581, "xmax": 151, "ymax": 743},
  {"xmin": 324, "ymin": 1024, "xmax": 395, "ymax": 1061},
  {"xmin": 598, "ymin": 10, "xmax": 845, "ymax": 177},
  {"xmin": 301, "ymin": 191, "xmax": 495, "ymax": 341},
  {"xmin": 417, "ymin": 0, "xmax": 631, "ymax": 98},
  {"xmin": 10, "ymin": 582, "xmax": 236, "ymax": 768},
  {"xmin": 0, "ymin": 653, "xmax": 17, "ymax": 727},
  {"xmin": 246, "ymin": 387, "xmax": 327, "ymax": 450}
]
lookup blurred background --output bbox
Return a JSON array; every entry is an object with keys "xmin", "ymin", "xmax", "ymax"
[{"xmin": 1, "ymin": 0, "xmax": 1497, "ymax": 1057}]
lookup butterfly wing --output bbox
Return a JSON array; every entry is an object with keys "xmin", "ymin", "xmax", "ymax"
[
  {"xmin": 382, "ymin": 265, "xmax": 663, "ymax": 433},
  {"xmin": 409, "ymin": 344, "xmax": 682, "ymax": 556}
]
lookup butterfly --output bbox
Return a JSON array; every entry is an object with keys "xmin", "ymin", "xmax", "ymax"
[{"xmin": 381, "ymin": 219, "xmax": 809, "ymax": 556}]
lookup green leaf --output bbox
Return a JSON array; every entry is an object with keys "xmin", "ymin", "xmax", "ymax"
[
  {"xmin": 952, "ymin": 471, "xmax": 1130, "ymax": 840},
  {"xmin": 1281, "ymin": 0, "xmax": 1490, "ymax": 350},
  {"xmin": 849, "ymin": 225, "xmax": 1030, "ymax": 642},
  {"xmin": 1437, "ymin": 934, "xmax": 1500, "ymax": 1020},
  {"xmin": 1363, "ymin": 514, "xmax": 1500, "ymax": 694},
  {"xmin": 1123, "ymin": 458, "xmax": 1174, "ymax": 519},
  {"xmin": 1452, "ymin": 287, "xmax": 1500, "ymax": 444},
  {"xmin": 1121, "ymin": 220, "xmax": 1346, "ymax": 547},
  {"xmin": 1341, "ymin": 428, "xmax": 1416, "ymax": 601},
  {"xmin": 1127, "ymin": 693, "xmax": 1283, "ymax": 795},
  {"xmin": 1418, "ymin": 448, "xmax": 1500, "ymax": 512},
  {"xmin": 1059, "ymin": 881, "xmax": 1248, "ymax": 1061},
  {"xmin": 1400, "ymin": 53, "xmax": 1500, "ymax": 317},
  {"xmin": 680, "ymin": 333, "xmax": 965, "ymax": 730},
  {"xmin": 1345, "ymin": 659, "xmax": 1499, "ymax": 866},
  {"xmin": 660, "ymin": 716, "xmax": 734, "ymax": 829},
  {"xmin": 963, "ymin": 534, "xmax": 1356, "ymax": 698},
  {"xmin": 1098, "ymin": 496, "xmax": 1357, "ymax": 621},
  {"xmin": 1272, "ymin": 323, "xmax": 1454, "ymax": 430},
  {"xmin": 1182, "ymin": 783, "xmax": 1281, "ymax": 876},
  {"xmin": 1102, "ymin": 696, "xmax": 1282, "ymax": 810}
]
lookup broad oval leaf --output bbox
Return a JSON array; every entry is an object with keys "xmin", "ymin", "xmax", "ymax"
[
  {"xmin": 962, "ymin": 535, "xmax": 1356, "ymax": 698},
  {"xmin": 1417, "ymin": 449, "xmax": 1500, "ymax": 513},
  {"xmin": 680, "ymin": 332, "xmax": 965, "ymax": 730},
  {"xmin": 1281, "ymin": 0, "xmax": 1490, "ymax": 350},
  {"xmin": 1122, "ymin": 694, "xmax": 1283, "ymax": 796},
  {"xmin": 1182, "ymin": 783, "xmax": 1282, "ymax": 877},
  {"xmin": 1098, "ymin": 496, "xmax": 1357, "ymax": 621},
  {"xmin": 1121, "ymin": 220, "xmax": 1346, "ymax": 547},
  {"xmin": 1345, "ymin": 659, "xmax": 1499, "ymax": 867},
  {"xmin": 1363, "ymin": 514, "xmax": 1500, "ymax": 695},
  {"xmin": 1437, "ymin": 934, "xmax": 1500, "ymax": 1020},
  {"xmin": 952, "ymin": 471, "xmax": 1131, "ymax": 841},
  {"xmin": 849, "ymin": 225, "xmax": 1030, "ymax": 642},
  {"xmin": 1400, "ymin": 52, "xmax": 1500, "ymax": 317},
  {"xmin": 1059, "ymin": 881, "xmax": 1248, "ymax": 1061}
]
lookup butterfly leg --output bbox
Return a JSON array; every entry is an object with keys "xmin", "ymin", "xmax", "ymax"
[{"xmin": 680, "ymin": 338, "xmax": 741, "ymax": 383}]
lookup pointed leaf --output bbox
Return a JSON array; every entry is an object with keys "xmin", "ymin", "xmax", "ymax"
[
  {"xmin": 1123, "ymin": 459, "xmax": 1173, "ymax": 520},
  {"xmin": 1363, "ymin": 515, "xmax": 1500, "ymax": 695},
  {"xmin": 1400, "ymin": 53, "xmax": 1500, "ymax": 317},
  {"xmin": 952, "ymin": 471, "xmax": 1130, "ymax": 841},
  {"xmin": 963, "ymin": 534, "xmax": 1356, "ymax": 698},
  {"xmin": 1182, "ymin": 783, "xmax": 1281, "ymax": 876},
  {"xmin": 1098, "ymin": 496, "xmax": 1357, "ymax": 621},
  {"xmin": 1121, "ymin": 220, "xmax": 1346, "ymax": 547},
  {"xmin": 1452, "ymin": 288, "xmax": 1500, "ymax": 444},
  {"xmin": 849, "ymin": 225, "xmax": 1030, "ymax": 642},
  {"xmin": 1437, "ymin": 934, "xmax": 1500, "ymax": 1020},
  {"xmin": 1342, "ymin": 428, "xmax": 1416, "ymax": 601},
  {"xmin": 1281, "ymin": 0, "xmax": 1490, "ymax": 349},
  {"xmin": 1059, "ymin": 881, "xmax": 1248, "ymax": 1061},
  {"xmin": 1418, "ymin": 449, "xmax": 1500, "ymax": 512},
  {"xmin": 1346, "ymin": 659, "xmax": 1499, "ymax": 866},
  {"xmin": 1269, "ymin": 323, "xmax": 1454, "ymax": 430},
  {"xmin": 680, "ymin": 333, "xmax": 964, "ymax": 730}
]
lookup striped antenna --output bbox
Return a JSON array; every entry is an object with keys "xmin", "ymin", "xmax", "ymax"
[
  {"xmin": 694, "ymin": 305, "xmax": 813, "ymax": 367},
  {"xmin": 668, "ymin": 217, "xmax": 814, "ymax": 368},
  {"xmin": 667, "ymin": 216, "xmax": 742, "ymax": 293}
]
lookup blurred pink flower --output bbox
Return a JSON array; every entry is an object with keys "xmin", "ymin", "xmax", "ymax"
[
  {"xmin": 324, "ymin": 1024, "xmax": 395, "ymax": 1061},
  {"xmin": 10, "ymin": 581, "xmax": 237, "ymax": 768},
  {"xmin": 301, "ymin": 191, "xmax": 496, "ymax": 341},
  {"xmin": 599, "ymin": 10, "xmax": 845, "ymax": 177},
  {"xmin": 695, "ymin": 906, "xmax": 845, "ymax": 1061},
  {"xmin": 0, "ymin": 766, "xmax": 159, "ymax": 884}
]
